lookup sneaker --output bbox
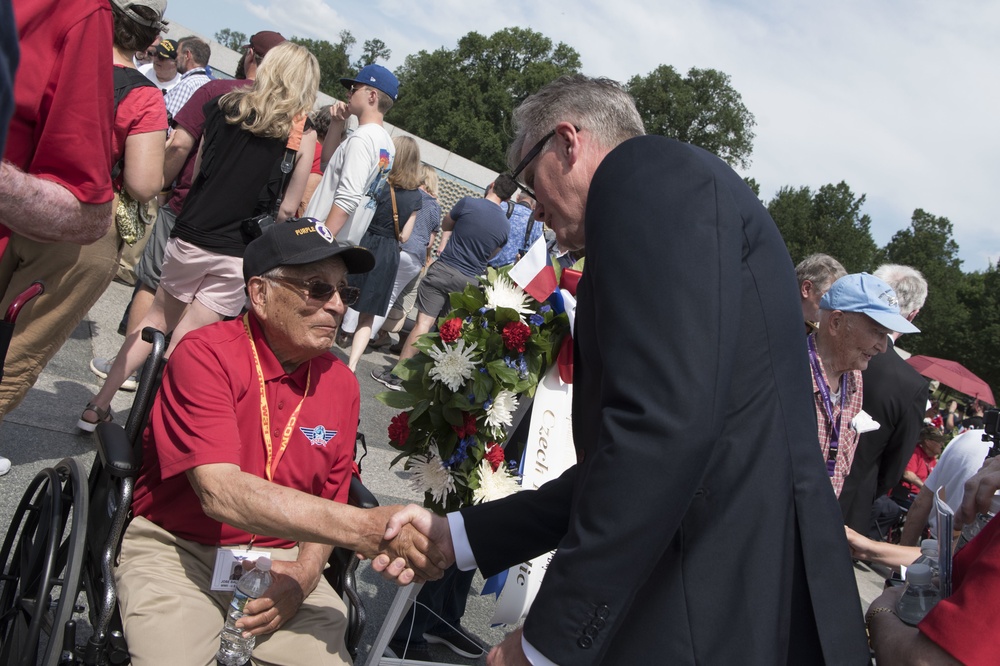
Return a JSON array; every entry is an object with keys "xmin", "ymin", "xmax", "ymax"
[
  {"xmin": 423, "ymin": 625, "xmax": 488, "ymax": 659},
  {"xmin": 89, "ymin": 357, "xmax": 138, "ymax": 392},
  {"xmin": 385, "ymin": 638, "xmax": 431, "ymax": 661},
  {"xmin": 367, "ymin": 330, "xmax": 392, "ymax": 351},
  {"xmin": 0, "ymin": 455, "xmax": 11, "ymax": 476},
  {"xmin": 371, "ymin": 368, "xmax": 403, "ymax": 391}
]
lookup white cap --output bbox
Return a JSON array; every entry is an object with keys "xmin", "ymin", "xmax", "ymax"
[{"xmin": 254, "ymin": 556, "xmax": 272, "ymax": 572}]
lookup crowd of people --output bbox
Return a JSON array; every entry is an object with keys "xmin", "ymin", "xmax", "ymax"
[{"xmin": 2, "ymin": 0, "xmax": 997, "ymax": 664}]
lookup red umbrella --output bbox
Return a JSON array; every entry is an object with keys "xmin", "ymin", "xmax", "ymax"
[{"xmin": 905, "ymin": 355, "xmax": 995, "ymax": 405}]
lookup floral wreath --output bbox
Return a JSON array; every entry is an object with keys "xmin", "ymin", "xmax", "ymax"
[{"xmin": 377, "ymin": 266, "xmax": 570, "ymax": 513}]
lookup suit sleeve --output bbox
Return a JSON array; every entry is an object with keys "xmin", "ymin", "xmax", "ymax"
[
  {"xmin": 519, "ymin": 140, "xmax": 743, "ymax": 664},
  {"xmin": 876, "ymin": 377, "xmax": 928, "ymax": 495}
]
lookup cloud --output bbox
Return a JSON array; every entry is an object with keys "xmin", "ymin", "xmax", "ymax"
[{"xmin": 171, "ymin": 0, "xmax": 1000, "ymax": 270}]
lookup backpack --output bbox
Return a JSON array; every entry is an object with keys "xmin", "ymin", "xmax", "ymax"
[
  {"xmin": 111, "ymin": 67, "xmax": 158, "ymax": 180},
  {"xmin": 111, "ymin": 67, "xmax": 158, "ymax": 244}
]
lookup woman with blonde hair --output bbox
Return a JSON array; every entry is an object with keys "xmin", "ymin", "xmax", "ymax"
[
  {"xmin": 343, "ymin": 135, "xmax": 423, "ymax": 372},
  {"xmin": 79, "ymin": 42, "xmax": 320, "ymax": 430}
]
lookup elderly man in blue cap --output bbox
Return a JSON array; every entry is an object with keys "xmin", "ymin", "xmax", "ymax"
[{"xmin": 810, "ymin": 272, "xmax": 921, "ymax": 497}]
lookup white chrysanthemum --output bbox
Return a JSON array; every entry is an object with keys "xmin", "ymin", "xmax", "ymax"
[
  {"xmin": 486, "ymin": 389, "xmax": 519, "ymax": 434},
  {"xmin": 473, "ymin": 459, "xmax": 522, "ymax": 504},
  {"xmin": 484, "ymin": 275, "xmax": 533, "ymax": 319},
  {"xmin": 427, "ymin": 338, "xmax": 478, "ymax": 392},
  {"xmin": 408, "ymin": 451, "xmax": 456, "ymax": 506}
]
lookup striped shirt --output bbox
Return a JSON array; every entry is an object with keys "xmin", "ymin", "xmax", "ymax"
[{"xmin": 811, "ymin": 350, "xmax": 864, "ymax": 497}]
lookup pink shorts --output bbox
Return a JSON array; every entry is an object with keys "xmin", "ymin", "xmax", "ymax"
[{"xmin": 159, "ymin": 238, "xmax": 247, "ymax": 317}]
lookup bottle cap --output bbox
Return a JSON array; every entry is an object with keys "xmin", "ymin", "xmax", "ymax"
[
  {"xmin": 906, "ymin": 562, "xmax": 932, "ymax": 584},
  {"xmin": 254, "ymin": 556, "xmax": 272, "ymax": 572}
]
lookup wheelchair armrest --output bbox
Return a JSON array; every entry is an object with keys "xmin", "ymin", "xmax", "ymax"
[
  {"xmin": 95, "ymin": 422, "xmax": 140, "ymax": 478},
  {"xmin": 348, "ymin": 475, "xmax": 379, "ymax": 510}
]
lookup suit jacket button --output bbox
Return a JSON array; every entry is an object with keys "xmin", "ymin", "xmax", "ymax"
[
  {"xmin": 596, "ymin": 605, "xmax": 610, "ymax": 619},
  {"xmin": 578, "ymin": 636, "xmax": 593, "ymax": 649},
  {"xmin": 584, "ymin": 625, "xmax": 599, "ymax": 638}
]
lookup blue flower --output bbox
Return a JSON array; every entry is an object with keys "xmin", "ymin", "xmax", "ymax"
[
  {"xmin": 540, "ymin": 305, "xmax": 551, "ymax": 313},
  {"xmin": 479, "ymin": 367, "xmax": 488, "ymax": 373},
  {"xmin": 478, "ymin": 307, "xmax": 488, "ymax": 314},
  {"xmin": 468, "ymin": 394, "xmax": 476, "ymax": 404},
  {"xmin": 444, "ymin": 436, "xmax": 475, "ymax": 468},
  {"xmin": 483, "ymin": 398, "xmax": 493, "ymax": 410},
  {"xmin": 529, "ymin": 313, "xmax": 544, "ymax": 327}
]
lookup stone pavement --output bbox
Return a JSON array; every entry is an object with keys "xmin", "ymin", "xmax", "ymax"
[{"xmin": 0, "ymin": 279, "xmax": 888, "ymax": 664}]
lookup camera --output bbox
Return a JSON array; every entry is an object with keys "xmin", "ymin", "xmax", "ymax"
[
  {"xmin": 241, "ymin": 213, "xmax": 275, "ymax": 242},
  {"xmin": 983, "ymin": 409, "xmax": 999, "ymax": 458}
]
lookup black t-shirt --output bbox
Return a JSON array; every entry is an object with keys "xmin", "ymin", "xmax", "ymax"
[{"xmin": 172, "ymin": 99, "xmax": 287, "ymax": 256}]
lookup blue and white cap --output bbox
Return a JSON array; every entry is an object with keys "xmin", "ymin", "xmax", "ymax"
[
  {"xmin": 341, "ymin": 64, "xmax": 399, "ymax": 101},
  {"xmin": 820, "ymin": 272, "xmax": 920, "ymax": 334}
]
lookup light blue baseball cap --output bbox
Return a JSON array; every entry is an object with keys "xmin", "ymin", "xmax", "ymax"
[{"xmin": 820, "ymin": 272, "xmax": 920, "ymax": 334}]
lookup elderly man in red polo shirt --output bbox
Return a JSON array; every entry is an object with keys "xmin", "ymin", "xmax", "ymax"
[{"xmin": 114, "ymin": 218, "xmax": 446, "ymax": 665}]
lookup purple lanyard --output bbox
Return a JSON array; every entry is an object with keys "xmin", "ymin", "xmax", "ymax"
[{"xmin": 808, "ymin": 335, "xmax": 847, "ymax": 476}]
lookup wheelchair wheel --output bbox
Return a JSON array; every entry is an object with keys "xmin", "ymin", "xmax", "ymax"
[{"xmin": 0, "ymin": 458, "xmax": 89, "ymax": 666}]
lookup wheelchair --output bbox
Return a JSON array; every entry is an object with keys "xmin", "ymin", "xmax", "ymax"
[{"xmin": 0, "ymin": 328, "xmax": 379, "ymax": 665}]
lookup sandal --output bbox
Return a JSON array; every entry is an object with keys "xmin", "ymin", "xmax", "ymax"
[{"xmin": 77, "ymin": 402, "xmax": 113, "ymax": 433}]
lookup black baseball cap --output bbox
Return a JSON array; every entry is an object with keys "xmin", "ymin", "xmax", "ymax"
[{"xmin": 243, "ymin": 218, "xmax": 375, "ymax": 283}]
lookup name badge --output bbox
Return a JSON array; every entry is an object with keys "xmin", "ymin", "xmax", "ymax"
[{"xmin": 211, "ymin": 548, "xmax": 271, "ymax": 592}]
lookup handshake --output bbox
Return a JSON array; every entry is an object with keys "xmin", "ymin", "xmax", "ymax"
[{"xmin": 357, "ymin": 504, "xmax": 455, "ymax": 585}]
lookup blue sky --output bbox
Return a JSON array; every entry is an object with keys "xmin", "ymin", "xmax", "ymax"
[{"xmin": 163, "ymin": 0, "xmax": 1000, "ymax": 272}]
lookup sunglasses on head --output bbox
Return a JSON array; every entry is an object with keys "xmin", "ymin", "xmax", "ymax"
[{"xmin": 268, "ymin": 276, "xmax": 360, "ymax": 306}]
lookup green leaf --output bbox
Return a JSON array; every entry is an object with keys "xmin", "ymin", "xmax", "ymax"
[{"xmin": 376, "ymin": 390, "xmax": 419, "ymax": 409}]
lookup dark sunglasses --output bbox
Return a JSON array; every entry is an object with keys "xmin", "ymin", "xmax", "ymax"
[
  {"xmin": 510, "ymin": 125, "xmax": 580, "ymax": 200},
  {"xmin": 268, "ymin": 276, "xmax": 360, "ymax": 307}
]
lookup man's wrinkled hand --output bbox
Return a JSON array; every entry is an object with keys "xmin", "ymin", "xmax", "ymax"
[
  {"xmin": 370, "ymin": 504, "xmax": 455, "ymax": 584},
  {"xmin": 237, "ymin": 559, "xmax": 316, "ymax": 637},
  {"xmin": 357, "ymin": 505, "xmax": 450, "ymax": 584},
  {"xmin": 487, "ymin": 627, "xmax": 529, "ymax": 666}
]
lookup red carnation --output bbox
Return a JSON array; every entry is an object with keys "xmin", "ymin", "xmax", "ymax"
[
  {"xmin": 452, "ymin": 412, "xmax": 478, "ymax": 438},
  {"xmin": 439, "ymin": 317, "xmax": 463, "ymax": 343},
  {"xmin": 502, "ymin": 321, "xmax": 531, "ymax": 353},
  {"xmin": 388, "ymin": 412, "xmax": 410, "ymax": 446},
  {"xmin": 485, "ymin": 443, "xmax": 505, "ymax": 472}
]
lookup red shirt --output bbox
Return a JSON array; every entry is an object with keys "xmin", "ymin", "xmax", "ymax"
[
  {"xmin": 900, "ymin": 445, "xmax": 937, "ymax": 495},
  {"xmin": 167, "ymin": 78, "xmax": 249, "ymax": 214},
  {"xmin": 2, "ymin": 0, "xmax": 114, "ymax": 255},
  {"xmin": 112, "ymin": 65, "xmax": 168, "ymax": 190},
  {"xmin": 920, "ymin": 515, "xmax": 1000, "ymax": 665},
  {"xmin": 4, "ymin": 0, "xmax": 113, "ymax": 204},
  {"xmin": 131, "ymin": 314, "xmax": 360, "ymax": 548}
]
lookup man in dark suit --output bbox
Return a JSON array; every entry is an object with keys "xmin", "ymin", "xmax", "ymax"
[
  {"xmin": 839, "ymin": 264, "xmax": 929, "ymax": 538},
  {"xmin": 378, "ymin": 75, "xmax": 869, "ymax": 664}
]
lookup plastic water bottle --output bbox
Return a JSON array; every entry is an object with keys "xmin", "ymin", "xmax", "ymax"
[
  {"xmin": 912, "ymin": 538, "xmax": 939, "ymax": 577},
  {"xmin": 217, "ymin": 557, "xmax": 273, "ymax": 666},
  {"xmin": 896, "ymin": 563, "xmax": 940, "ymax": 625}
]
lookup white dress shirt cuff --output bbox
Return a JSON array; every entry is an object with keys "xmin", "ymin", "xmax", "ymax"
[
  {"xmin": 523, "ymin": 635, "xmax": 559, "ymax": 666},
  {"xmin": 446, "ymin": 511, "xmax": 478, "ymax": 571}
]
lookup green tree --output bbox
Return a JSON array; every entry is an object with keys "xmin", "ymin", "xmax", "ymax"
[
  {"xmin": 627, "ymin": 65, "xmax": 756, "ymax": 169},
  {"xmin": 291, "ymin": 32, "xmax": 355, "ymax": 98},
  {"xmin": 353, "ymin": 38, "xmax": 391, "ymax": 69},
  {"xmin": 391, "ymin": 27, "xmax": 581, "ymax": 171},
  {"xmin": 214, "ymin": 29, "xmax": 247, "ymax": 52},
  {"xmin": 880, "ymin": 209, "xmax": 970, "ymax": 368},
  {"xmin": 955, "ymin": 266, "xmax": 1000, "ymax": 397},
  {"xmin": 767, "ymin": 182, "xmax": 878, "ymax": 272}
]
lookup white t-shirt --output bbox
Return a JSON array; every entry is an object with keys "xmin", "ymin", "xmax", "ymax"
[
  {"xmin": 923, "ymin": 428, "xmax": 1000, "ymax": 536},
  {"xmin": 304, "ymin": 121, "xmax": 394, "ymax": 233},
  {"xmin": 138, "ymin": 62, "xmax": 181, "ymax": 92}
]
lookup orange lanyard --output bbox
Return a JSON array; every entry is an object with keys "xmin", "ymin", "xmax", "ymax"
[{"xmin": 242, "ymin": 314, "xmax": 312, "ymax": 482}]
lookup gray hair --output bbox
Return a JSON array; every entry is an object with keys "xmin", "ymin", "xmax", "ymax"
[
  {"xmin": 795, "ymin": 253, "xmax": 846, "ymax": 292},
  {"xmin": 874, "ymin": 264, "xmax": 927, "ymax": 317},
  {"xmin": 506, "ymin": 75, "xmax": 645, "ymax": 170}
]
